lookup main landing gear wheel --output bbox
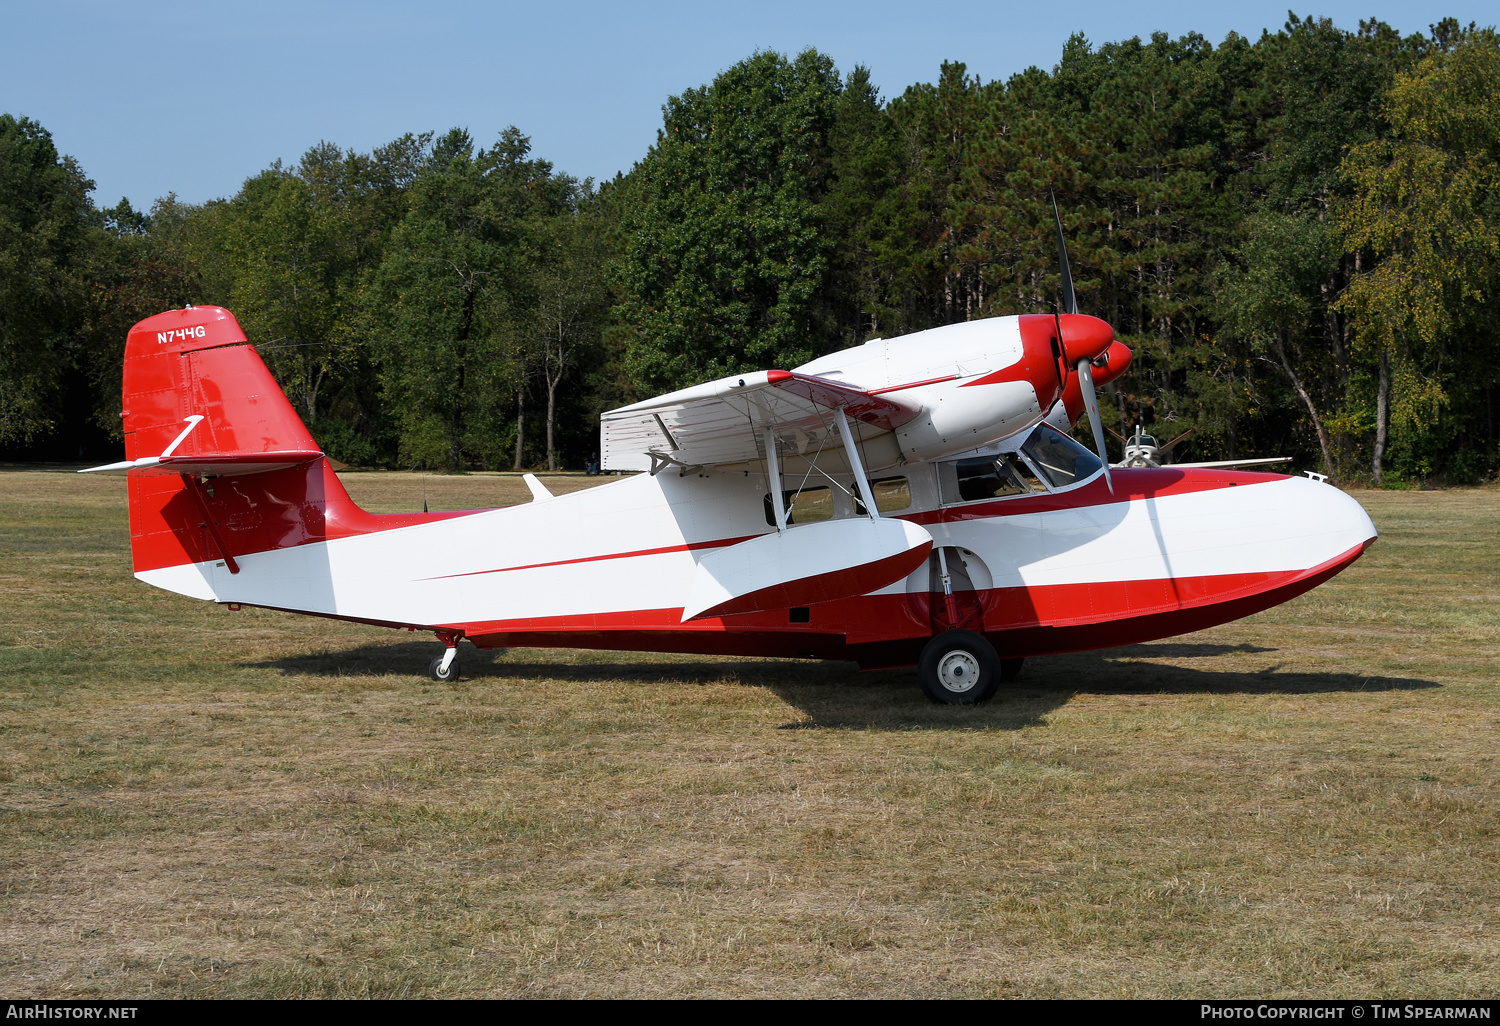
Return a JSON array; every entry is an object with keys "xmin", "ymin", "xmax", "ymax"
[
  {"xmin": 429, "ymin": 631, "xmax": 462, "ymax": 682},
  {"xmin": 429, "ymin": 652, "xmax": 459, "ymax": 682},
  {"xmin": 918, "ymin": 629, "xmax": 1001, "ymax": 704}
]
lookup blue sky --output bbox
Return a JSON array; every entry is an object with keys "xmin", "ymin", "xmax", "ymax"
[{"xmin": 4, "ymin": 1, "xmax": 1493, "ymax": 210}]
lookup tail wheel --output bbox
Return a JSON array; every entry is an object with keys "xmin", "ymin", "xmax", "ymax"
[
  {"xmin": 428, "ymin": 655, "xmax": 459, "ymax": 682},
  {"xmin": 918, "ymin": 629, "xmax": 1000, "ymax": 704}
]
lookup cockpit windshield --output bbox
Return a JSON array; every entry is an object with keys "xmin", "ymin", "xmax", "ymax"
[{"xmin": 1019, "ymin": 425, "xmax": 1104, "ymax": 488}]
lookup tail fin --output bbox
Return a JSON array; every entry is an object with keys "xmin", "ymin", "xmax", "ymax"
[
  {"xmin": 89, "ymin": 306, "xmax": 454, "ymax": 597},
  {"xmin": 91, "ymin": 305, "xmax": 323, "ymax": 474}
]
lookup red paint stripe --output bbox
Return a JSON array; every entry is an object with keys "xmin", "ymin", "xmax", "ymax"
[
  {"xmin": 959, "ymin": 365, "xmax": 1030, "ymax": 388},
  {"xmin": 954, "ymin": 316, "xmax": 1066, "ymax": 405},
  {"xmin": 903, "ymin": 466, "xmax": 1292, "ymax": 524},
  {"xmin": 867, "ymin": 374, "xmax": 958, "ymax": 395},
  {"xmin": 426, "ymin": 534, "xmax": 760, "ymax": 581},
  {"xmin": 439, "ymin": 540, "xmax": 1371, "ymax": 645}
]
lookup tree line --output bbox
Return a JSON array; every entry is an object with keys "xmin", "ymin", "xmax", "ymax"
[{"xmin": 2, "ymin": 14, "xmax": 1497, "ymax": 482}]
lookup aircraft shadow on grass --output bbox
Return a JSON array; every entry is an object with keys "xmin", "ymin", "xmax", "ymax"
[{"xmin": 251, "ymin": 639, "xmax": 1439, "ymax": 733}]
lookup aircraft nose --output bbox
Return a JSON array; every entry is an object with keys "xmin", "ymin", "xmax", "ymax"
[
  {"xmin": 1328, "ymin": 479, "xmax": 1379, "ymax": 549},
  {"xmin": 1058, "ymin": 314, "xmax": 1114, "ymax": 364},
  {"xmin": 1263, "ymin": 475, "xmax": 1379, "ymax": 574}
]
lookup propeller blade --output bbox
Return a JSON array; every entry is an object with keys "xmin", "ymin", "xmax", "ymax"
[
  {"xmin": 1050, "ymin": 190, "xmax": 1077, "ymax": 316},
  {"xmin": 1050, "ymin": 313, "xmax": 1066, "ymax": 389},
  {"xmin": 1159, "ymin": 427, "xmax": 1196, "ymax": 453},
  {"xmin": 1077, "ymin": 358, "xmax": 1113, "ymax": 493}
]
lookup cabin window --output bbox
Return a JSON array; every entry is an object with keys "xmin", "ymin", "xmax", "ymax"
[
  {"xmin": 854, "ymin": 476, "xmax": 911, "ymax": 515},
  {"xmin": 938, "ymin": 455, "xmax": 1042, "ymax": 505},
  {"xmin": 1020, "ymin": 425, "xmax": 1104, "ymax": 488},
  {"xmin": 764, "ymin": 486, "xmax": 833, "ymax": 527}
]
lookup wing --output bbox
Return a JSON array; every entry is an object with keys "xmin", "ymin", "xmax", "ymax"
[
  {"xmin": 601, "ymin": 369, "xmax": 921, "ymax": 472},
  {"xmin": 1168, "ymin": 457, "xmax": 1290, "ymax": 470}
]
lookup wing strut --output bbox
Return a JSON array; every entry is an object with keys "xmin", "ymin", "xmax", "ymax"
[
  {"xmin": 763, "ymin": 426, "xmax": 788, "ymax": 533},
  {"xmin": 835, "ymin": 409, "xmax": 880, "ymax": 520}
]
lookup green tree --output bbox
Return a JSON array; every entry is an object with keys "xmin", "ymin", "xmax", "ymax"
[
  {"xmin": 886, "ymin": 61, "xmax": 997, "ymax": 332},
  {"xmin": 1338, "ymin": 27, "xmax": 1500, "ymax": 481},
  {"xmin": 950, "ymin": 32, "xmax": 1252, "ymax": 451},
  {"xmin": 1250, "ymin": 15, "xmax": 1426, "ymax": 474},
  {"xmin": 821, "ymin": 64, "xmax": 912, "ymax": 344},
  {"xmin": 617, "ymin": 50, "xmax": 842, "ymax": 391},
  {"xmin": 365, "ymin": 128, "xmax": 570, "ymax": 470},
  {"xmin": 79, "ymin": 196, "xmax": 202, "ymax": 441},
  {"xmin": 525, "ymin": 199, "xmax": 611, "ymax": 470},
  {"xmin": 1216, "ymin": 212, "xmax": 1340, "ymax": 474},
  {"xmin": 216, "ymin": 168, "xmax": 345, "ymax": 420},
  {"xmin": 0, "ymin": 115, "xmax": 94, "ymax": 444},
  {"xmin": 162, "ymin": 135, "xmax": 433, "ymax": 464}
]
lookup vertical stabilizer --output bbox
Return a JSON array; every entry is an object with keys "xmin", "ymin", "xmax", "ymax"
[{"xmin": 107, "ymin": 307, "xmax": 471, "ymax": 595}]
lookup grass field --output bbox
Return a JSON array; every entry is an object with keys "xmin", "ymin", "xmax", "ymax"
[{"xmin": 0, "ymin": 469, "xmax": 1495, "ymax": 998}]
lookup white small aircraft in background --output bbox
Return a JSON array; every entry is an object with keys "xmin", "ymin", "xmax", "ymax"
[
  {"xmin": 1109, "ymin": 424, "xmax": 1291, "ymax": 472},
  {"xmin": 83, "ymin": 210, "xmax": 1376, "ymax": 703}
]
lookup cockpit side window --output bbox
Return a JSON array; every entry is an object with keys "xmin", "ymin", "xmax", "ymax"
[
  {"xmin": 1020, "ymin": 425, "xmax": 1104, "ymax": 488},
  {"xmin": 938, "ymin": 454, "xmax": 1042, "ymax": 505}
]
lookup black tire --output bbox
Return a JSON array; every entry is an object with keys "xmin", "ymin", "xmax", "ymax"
[
  {"xmin": 429, "ymin": 654, "xmax": 459, "ymax": 682},
  {"xmin": 918, "ymin": 629, "xmax": 1000, "ymax": 704},
  {"xmin": 999, "ymin": 657, "xmax": 1025, "ymax": 683}
]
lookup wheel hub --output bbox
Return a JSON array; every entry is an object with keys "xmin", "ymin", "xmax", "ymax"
[{"xmin": 935, "ymin": 649, "xmax": 980, "ymax": 693}]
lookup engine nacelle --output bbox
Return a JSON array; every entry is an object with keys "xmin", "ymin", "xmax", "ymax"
[
  {"xmin": 794, "ymin": 311, "xmax": 1121, "ymax": 465},
  {"xmin": 894, "ymin": 379, "xmax": 1043, "ymax": 463}
]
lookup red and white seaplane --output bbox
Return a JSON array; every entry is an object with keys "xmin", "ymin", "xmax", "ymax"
[{"xmin": 84, "ymin": 217, "xmax": 1376, "ymax": 703}]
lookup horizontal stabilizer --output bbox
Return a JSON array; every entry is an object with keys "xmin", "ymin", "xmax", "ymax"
[
  {"xmin": 80, "ymin": 451, "xmax": 325, "ymax": 477},
  {"xmin": 682, "ymin": 517, "xmax": 933, "ymax": 621}
]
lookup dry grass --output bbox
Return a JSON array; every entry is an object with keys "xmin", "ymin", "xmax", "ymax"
[{"xmin": 0, "ymin": 469, "xmax": 1495, "ymax": 998}]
